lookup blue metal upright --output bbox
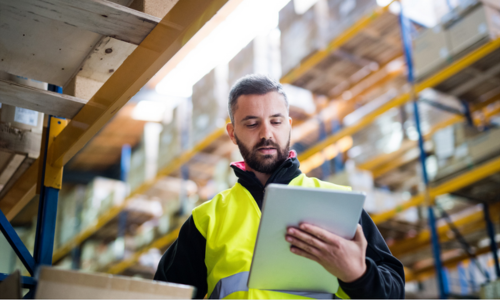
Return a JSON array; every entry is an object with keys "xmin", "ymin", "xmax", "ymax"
[
  {"xmin": 331, "ymin": 119, "xmax": 344, "ymax": 173},
  {"xmin": 0, "ymin": 210, "xmax": 35, "ymax": 275},
  {"xmin": 483, "ymin": 203, "xmax": 500, "ymax": 278},
  {"xmin": 399, "ymin": 9, "xmax": 447, "ymax": 299},
  {"xmin": 120, "ymin": 144, "xmax": 132, "ymax": 183},
  {"xmin": 33, "ymin": 104, "xmax": 61, "ymax": 267},
  {"xmin": 0, "ymin": 84, "xmax": 67, "ymax": 297}
]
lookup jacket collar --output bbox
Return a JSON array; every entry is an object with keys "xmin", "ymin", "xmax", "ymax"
[{"xmin": 230, "ymin": 150, "xmax": 301, "ymax": 189}]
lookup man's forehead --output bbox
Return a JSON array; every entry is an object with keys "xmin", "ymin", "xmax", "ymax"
[{"xmin": 234, "ymin": 92, "xmax": 288, "ymax": 118}]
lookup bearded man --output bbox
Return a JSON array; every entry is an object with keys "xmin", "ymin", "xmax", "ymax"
[{"xmin": 155, "ymin": 75, "xmax": 405, "ymax": 299}]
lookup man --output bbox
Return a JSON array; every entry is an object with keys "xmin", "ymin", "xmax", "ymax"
[{"xmin": 155, "ymin": 75, "xmax": 405, "ymax": 299}]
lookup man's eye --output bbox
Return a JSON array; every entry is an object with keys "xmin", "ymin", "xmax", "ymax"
[
  {"xmin": 272, "ymin": 122, "xmax": 282, "ymax": 125},
  {"xmin": 247, "ymin": 124, "xmax": 257, "ymax": 127}
]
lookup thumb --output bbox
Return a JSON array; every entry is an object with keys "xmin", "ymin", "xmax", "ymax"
[{"xmin": 353, "ymin": 224, "xmax": 366, "ymax": 243}]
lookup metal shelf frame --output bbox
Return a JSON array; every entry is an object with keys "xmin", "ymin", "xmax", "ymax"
[
  {"xmin": 0, "ymin": 0, "xmax": 229, "ymax": 296},
  {"xmin": 1, "ymin": 2, "xmax": 498, "ymax": 296}
]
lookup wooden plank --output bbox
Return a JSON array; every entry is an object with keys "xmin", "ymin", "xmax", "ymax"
[
  {"xmin": 48, "ymin": 0, "xmax": 230, "ymax": 169},
  {"xmin": 0, "ymin": 3, "xmax": 102, "ymax": 86},
  {"xmin": 130, "ymin": 0, "xmax": 179, "ymax": 19},
  {"xmin": 0, "ymin": 0, "xmax": 162, "ymax": 45},
  {"xmin": 0, "ymin": 79, "xmax": 87, "ymax": 118},
  {"xmin": 0, "ymin": 157, "xmax": 38, "ymax": 221},
  {"xmin": 0, "ymin": 124, "xmax": 42, "ymax": 158},
  {"xmin": 76, "ymin": 37, "xmax": 137, "ymax": 83},
  {"xmin": 0, "ymin": 154, "xmax": 25, "ymax": 192}
]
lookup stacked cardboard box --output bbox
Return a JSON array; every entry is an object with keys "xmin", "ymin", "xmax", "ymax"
[
  {"xmin": 158, "ymin": 108, "xmax": 181, "ymax": 169},
  {"xmin": 81, "ymin": 177, "xmax": 128, "ymax": 230},
  {"xmin": 326, "ymin": 0, "xmax": 378, "ymax": 43},
  {"xmin": 279, "ymin": 0, "xmax": 328, "ymax": 77},
  {"xmin": 433, "ymin": 125, "xmax": 500, "ymax": 182},
  {"xmin": 129, "ymin": 123, "xmax": 162, "ymax": 191},
  {"xmin": 414, "ymin": 1, "xmax": 500, "ymax": 81},
  {"xmin": 191, "ymin": 65, "xmax": 228, "ymax": 145},
  {"xmin": 228, "ymin": 31, "xmax": 281, "ymax": 88},
  {"xmin": 55, "ymin": 185, "xmax": 85, "ymax": 249},
  {"xmin": 35, "ymin": 266, "xmax": 194, "ymax": 299}
]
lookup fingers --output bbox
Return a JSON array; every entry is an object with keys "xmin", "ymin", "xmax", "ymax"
[
  {"xmin": 287, "ymin": 227, "xmax": 327, "ymax": 250},
  {"xmin": 290, "ymin": 245, "xmax": 319, "ymax": 263},
  {"xmin": 298, "ymin": 223, "xmax": 342, "ymax": 246},
  {"xmin": 286, "ymin": 233, "xmax": 322, "ymax": 257},
  {"xmin": 353, "ymin": 224, "xmax": 367, "ymax": 244}
]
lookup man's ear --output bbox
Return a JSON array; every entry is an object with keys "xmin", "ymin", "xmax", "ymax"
[
  {"xmin": 226, "ymin": 122, "xmax": 237, "ymax": 145},
  {"xmin": 289, "ymin": 117, "xmax": 293, "ymax": 126}
]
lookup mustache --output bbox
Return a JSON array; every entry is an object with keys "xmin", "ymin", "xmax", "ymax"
[{"xmin": 253, "ymin": 139, "xmax": 280, "ymax": 150}]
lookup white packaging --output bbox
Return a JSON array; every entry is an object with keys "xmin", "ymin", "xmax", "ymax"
[
  {"xmin": 448, "ymin": 4, "xmax": 500, "ymax": 56},
  {"xmin": 414, "ymin": 25, "xmax": 451, "ymax": 80}
]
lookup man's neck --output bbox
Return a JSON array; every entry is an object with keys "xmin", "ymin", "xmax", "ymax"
[{"xmin": 244, "ymin": 163, "xmax": 271, "ymax": 186}]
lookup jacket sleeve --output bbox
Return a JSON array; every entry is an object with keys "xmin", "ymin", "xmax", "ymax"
[
  {"xmin": 154, "ymin": 215, "xmax": 208, "ymax": 299},
  {"xmin": 338, "ymin": 210, "xmax": 405, "ymax": 299}
]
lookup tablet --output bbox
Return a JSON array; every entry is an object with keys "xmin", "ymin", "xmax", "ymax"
[{"xmin": 247, "ymin": 184, "xmax": 365, "ymax": 294}]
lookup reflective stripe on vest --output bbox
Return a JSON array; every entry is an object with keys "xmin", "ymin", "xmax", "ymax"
[
  {"xmin": 209, "ymin": 272, "xmax": 334, "ymax": 299},
  {"xmin": 193, "ymin": 173, "xmax": 352, "ymax": 299}
]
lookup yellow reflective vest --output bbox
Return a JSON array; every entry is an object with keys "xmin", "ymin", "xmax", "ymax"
[{"xmin": 192, "ymin": 173, "xmax": 353, "ymax": 299}]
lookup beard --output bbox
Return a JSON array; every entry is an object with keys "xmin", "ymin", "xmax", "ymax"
[{"xmin": 234, "ymin": 133, "xmax": 291, "ymax": 174}]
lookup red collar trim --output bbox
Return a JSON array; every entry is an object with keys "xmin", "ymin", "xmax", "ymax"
[{"xmin": 230, "ymin": 150, "xmax": 297, "ymax": 171}]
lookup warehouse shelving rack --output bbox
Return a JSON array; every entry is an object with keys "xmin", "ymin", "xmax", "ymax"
[
  {"xmin": 289, "ymin": 4, "xmax": 500, "ymax": 298},
  {"xmin": 93, "ymin": 0, "xmax": 407, "ymax": 276},
  {"xmin": 87, "ymin": 2, "xmax": 500, "ymax": 292},
  {"xmin": 0, "ymin": 0, "xmax": 229, "ymax": 295},
  {"xmin": 1, "ymin": 1, "xmax": 497, "ymax": 299},
  {"xmin": 50, "ymin": 1, "xmax": 405, "ymax": 265}
]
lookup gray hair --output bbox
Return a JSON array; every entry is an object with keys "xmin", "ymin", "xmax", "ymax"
[{"xmin": 228, "ymin": 74, "xmax": 289, "ymax": 124}]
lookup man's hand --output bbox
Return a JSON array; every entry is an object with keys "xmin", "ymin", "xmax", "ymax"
[{"xmin": 285, "ymin": 223, "xmax": 368, "ymax": 283}]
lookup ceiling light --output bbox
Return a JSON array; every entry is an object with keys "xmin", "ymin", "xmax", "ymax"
[
  {"xmin": 155, "ymin": 0, "xmax": 290, "ymax": 97},
  {"xmin": 132, "ymin": 101, "xmax": 169, "ymax": 122}
]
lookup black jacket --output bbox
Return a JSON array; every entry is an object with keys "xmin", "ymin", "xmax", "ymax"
[{"xmin": 154, "ymin": 155, "xmax": 405, "ymax": 299}]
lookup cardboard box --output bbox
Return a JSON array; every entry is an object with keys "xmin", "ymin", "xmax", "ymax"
[
  {"xmin": 158, "ymin": 107, "xmax": 181, "ymax": 169},
  {"xmin": 448, "ymin": 4, "xmax": 500, "ymax": 56},
  {"xmin": 228, "ymin": 31, "xmax": 281, "ymax": 88},
  {"xmin": 279, "ymin": 0, "xmax": 329, "ymax": 76},
  {"xmin": 480, "ymin": 279, "xmax": 500, "ymax": 299},
  {"xmin": 326, "ymin": 0, "xmax": 378, "ymax": 43},
  {"xmin": 414, "ymin": 25, "xmax": 451, "ymax": 80},
  {"xmin": 35, "ymin": 267, "xmax": 194, "ymax": 299},
  {"xmin": 191, "ymin": 65, "xmax": 228, "ymax": 145}
]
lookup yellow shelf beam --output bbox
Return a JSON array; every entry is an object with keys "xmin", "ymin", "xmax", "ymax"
[
  {"xmin": 280, "ymin": 1, "xmax": 395, "ymax": 84},
  {"xmin": 298, "ymin": 38, "xmax": 500, "ymax": 164},
  {"xmin": 406, "ymin": 241, "xmax": 500, "ymax": 283},
  {"xmin": 390, "ymin": 203, "xmax": 500, "ymax": 257},
  {"xmin": 371, "ymin": 155, "xmax": 500, "ymax": 224}
]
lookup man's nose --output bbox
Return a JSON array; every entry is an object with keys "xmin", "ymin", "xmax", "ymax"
[{"xmin": 260, "ymin": 122, "xmax": 273, "ymax": 140}]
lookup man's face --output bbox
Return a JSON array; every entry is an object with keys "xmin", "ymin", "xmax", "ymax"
[{"xmin": 227, "ymin": 91, "xmax": 292, "ymax": 174}]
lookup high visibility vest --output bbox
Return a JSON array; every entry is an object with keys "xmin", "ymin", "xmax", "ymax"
[{"xmin": 192, "ymin": 173, "xmax": 353, "ymax": 299}]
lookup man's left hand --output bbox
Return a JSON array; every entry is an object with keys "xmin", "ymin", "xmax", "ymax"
[{"xmin": 285, "ymin": 223, "xmax": 367, "ymax": 283}]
